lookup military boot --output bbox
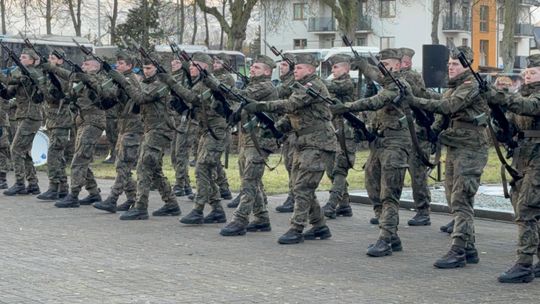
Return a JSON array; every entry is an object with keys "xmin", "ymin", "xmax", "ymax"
[
  {"xmin": 54, "ymin": 193, "xmax": 80, "ymax": 208},
  {"xmin": 79, "ymin": 192, "xmax": 102, "ymax": 205},
  {"xmin": 533, "ymin": 262, "xmax": 540, "ymax": 278},
  {"xmin": 3, "ymin": 182, "xmax": 27, "ymax": 196},
  {"xmin": 37, "ymin": 184, "xmax": 59, "ymax": 201},
  {"xmin": 440, "ymin": 219, "xmax": 455, "ymax": 233},
  {"xmin": 119, "ymin": 207, "xmax": 149, "ymax": 220},
  {"xmin": 336, "ymin": 205, "xmax": 353, "ymax": 217},
  {"xmin": 179, "ymin": 209, "xmax": 204, "ymax": 224},
  {"xmin": 93, "ymin": 196, "xmax": 118, "ymax": 213},
  {"xmin": 117, "ymin": 199, "xmax": 135, "ymax": 211},
  {"xmin": 433, "ymin": 245, "xmax": 466, "ymax": 269},
  {"xmin": 498, "ymin": 263, "xmax": 535, "ymax": 283},
  {"xmin": 370, "ymin": 207, "xmax": 382, "ymax": 225},
  {"xmin": 227, "ymin": 194, "xmax": 241, "ymax": 208},
  {"xmin": 58, "ymin": 182, "xmax": 69, "ymax": 198},
  {"xmin": 173, "ymin": 184, "xmax": 185, "ymax": 197},
  {"xmin": 188, "ymin": 192, "xmax": 196, "ymax": 201},
  {"xmin": 203, "ymin": 204, "xmax": 227, "ymax": 224},
  {"xmin": 246, "ymin": 218, "xmax": 272, "ymax": 232},
  {"xmin": 152, "ymin": 203, "xmax": 182, "ymax": 216},
  {"xmin": 322, "ymin": 203, "xmax": 337, "ymax": 219},
  {"xmin": 303, "ymin": 225, "xmax": 332, "ymax": 240},
  {"xmin": 220, "ymin": 220, "xmax": 247, "ymax": 236},
  {"xmin": 220, "ymin": 188, "xmax": 232, "ymax": 200},
  {"xmin": 366, "ymin": 239, "xmax": 392, "ymax": 257},
  {"xmin": 26, "ymin": 183, "xmax": 40, "ymax": 195},
  {"xmin": 0, "ymin": 172, "xmax": 8, "ymax": 189},
  {"xmin": 408, "ymin": 209, "xmax": 431, "ymax": 226},
  {"xmin": 183, "ymin": 185, "xmax": 193, "ymax": 196},
  {"xmin": 465, "ymin": 244, "xmax": 480, "ymax": 264},
  {"xmin": 278, "ymin": 227, "xmax": 304, "ymax": 244},
  {"xmin": 275, "ymin": 195, "xmax": 294, "ymax": 213},
  {"xmin": 368, "ymin": 235, "xmax": 403, "ymax": 252}
]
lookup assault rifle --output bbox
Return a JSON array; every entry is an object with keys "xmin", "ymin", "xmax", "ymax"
[
  {"xmin": 341, "ymin": 35, "xmax": 365, "ymax": 102},
  {"xmin": 222, "ymin": 62, "xmax": 249, "ymax": 88},
  {"xmin": 168, "ymin": 41, "xmax": 194, "ymax": 88},
  {"xmin": 0, "ymin": 39, "xmax": 40, "ymax": 87},
  {"xmin": 51, "ymin": 50, "xmax": 83, "ymax": 73},
  {"xmin": 21, "ymin": 35, "xmax": 64, "ymax": 97},
  {"xmin": 263, "ymin": 40, "xmax": 294, "ymax": 69},
  {"xmin": 73, "ymin": 38, "xmax": 113, "ymax": 73}
]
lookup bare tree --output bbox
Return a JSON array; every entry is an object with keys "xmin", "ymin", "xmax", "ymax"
[
  {"xmin": 0, "ymin": 0, "xmax": 7, "ymax": 35},
  {"xmin": 204, "ymin": 6, "xmax": 209, "ymax": 47},
  {"xmin": 500, "ymin": 0, "xmax": 518, "ymax": 72},
  {"xmin": 191, "ymin": 1, "xmax": 197, "ymax": 44},
  {"xmin": 65, "ymin": 0, "xmax": 83, "ymax": 36},
  {"xmin": 176, "ymin": 0, "xmax": 184, "ymax": 44},
  {"xmin": 107, "ymin": 0, "xmax": 119, "ymax": 44},
  {"xmin": 219, "ymin": 0, "xmax": 226, "ymax": 49},
  {"xmin": 431, "ymin": 0, "xmax": 440, "ymax": 44},
  {"xmin": 320, "ymin": 0, "xmax": 359, "ymax": 42}
]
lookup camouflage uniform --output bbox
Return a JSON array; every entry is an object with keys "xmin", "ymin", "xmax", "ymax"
[
  {"xmin": 0, "ymin": 99, "xmax": 10, "ymax": 188},
  {"xmin": 104, "ymin": 103, "xmax": 119, "ymax": 161}
]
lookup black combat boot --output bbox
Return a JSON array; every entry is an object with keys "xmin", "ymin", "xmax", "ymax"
[
  {"xmin": 3, "ymin": 182, "xmax": 27, "ymax": 196},
  {"xmin": 93, "ymin": 196, "xmax": 118, "ymax": 213},
  {"xmin": 366, "ymin": 239, "xmax": 392, "ymax": 257},
  {"xmin": 26, "ymin": 183, "xmax": 40, "ymax": 195},
  {"xmin": 368, "ymin": 235, "xmax": 402, "ymax": 252},
  {"xmin": 188, "ymin": 193, "xmax": 196, "ymax": 201},
  {"xmin": 246, "ymin": 218, "xmax": 272, "ymax": 232},
  {"xmin": 303, "ymin": 225, "xmax": 332, "ymax": 240},
  {"xmin": 336, "ymin": 205, "xmax": 353, "ymax": 217},
  {"xmin": 183, "ymin": 185, "xmax": 193, "ymax": 196},
  {"xmin": 370, "ymin": 207, "xmax": 382, "ymax": 225},
  {"xmin": 220, "ymin": 188, "xmax": 232, "ymax": 200},
  {"xmin": 440, "ymin": 219, "xmax": 455, "ymax": 233},
  {"xmin": 152, "ymin": 203, "xmax": 181, "ymax": 216},
  {"xmin": 322, "ymin": 203, "xmax": 336, "ymax": 219},
  {"xmin": 220, "ymin": 221, "xmax": 247, "ymax": 236},
  {"xmin": 0, "ymin": 172, "xmax": 8, "ymax": 189},
  {"xmin": 498, "ymin": 263, "xmax": 535, "ymax": 283},
  {"xmin": 227, "ymin": 194, "xmax": 241, "ymax": 208},
  {"xmin": 37, "ymin": 184, "xmax": 59, "ymax": 201},
  {"xmin": 117, "ymin": 199, "xmax": 135, "ymax": 211},
  {"xmin": 179, "ymin": 209, "xmax": 204, "ymax": 224},
  {"xmin": 407, "ymin": 209, "xmax": 431, "ymax": 226},
  {"xmin": 433, "ymin": 245, "xmax": 466, "ymax": 269},
  {"xmin": 275, "ymin": 195, "xmax": 294, "ymax": 213},
  {"xmin": 203, "ymin": 206, "xmax": 227, "ymax": 223},
  {"xmin": 54, "ymin": 193, "xmax": 80, "ymax": 208},
  {"xmin": 119, "ymin": 207, "xmax": 149, "ymax": 220},
  {"xmin": 58, "ymin": 182, "xmax": 69, "ymax": 198},
  {"xmin": 173, "ymin": 184, "xmax": 185, "ymax": 197},
  {"xmin": 533, "ymin": 262, "xmax": 540, "ymax": 278},
  {"xmin": 79, "ymin": 193, "xmax": 102, "ymax": 205},
  {"xmin": 278, "ymin": 227, "xmax": 304, "ymax": 244},
  {"xmin": 465, "ymin": 244, "xmax": 479, "ymax": 264}
]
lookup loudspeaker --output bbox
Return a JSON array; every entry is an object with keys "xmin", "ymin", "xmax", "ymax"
[{"xmin": 422, "ymin": 44, "xmax": 449, "ymax": 88}]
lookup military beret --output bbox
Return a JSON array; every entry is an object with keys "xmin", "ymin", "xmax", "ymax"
[
  {"xmin": 527, "ymin": 54, "xmax": 540, "ymax": 68},
  {"xmin": 450, "ymin": 46, "xmax": 473, "ymax": 62},
  {"xmin": 82, "ymin": 54, "xmax": 98, "ymax": 62},
  {"xmin": 400, "ymin": 47, "xmax": 415, "ymax": 58},
  {"xmin": 213, "ymin": 53, "xmax": 231, "ymax": 66},
  {"xmin": 21, "ymin": 48, "xmax": 39, "ymax": 61},
  {"xmin": 326, "ymin": 54, "xmax": 352, "ymax": 66},
  {"xmin": 254, "ymin": 54, "xmax": 276, "ymax": 69},
  {"xmin": 192, "ymin": 52, "xmax": 213, "ymax": 66},
  {"xmin": 141, "ymin": 52, "xmax": 162, "ymax": 66},
  {"xmin": 378, "ymin": 48, "xmax": 401, "ymax": 60},
  {"xmin": 294, "ymin": 53, "xmax": 319, "ymax": 67},
  {"xmin": 116, "ymin": 50, "xmax": 135, "ymax": 64},
  {"xmin": 282, "ymin": 53, "xmax": 295, "ymax": 64}
]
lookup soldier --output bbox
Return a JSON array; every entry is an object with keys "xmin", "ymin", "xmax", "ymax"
[
  {"xmin": 244, "ymin": 53, "xmax": 336, "ymax": 244},
  {"xmin": 93, "ymin": 51, "xmax": 144, "ymax": 213},
  {"xmin": 219, "ymin": 55, "xmax": 278, "ymax": 236},
  {"xmin": 274, "ymin": 53, "xmax": 296, "ymax": 213},
  {"xmin": 492, "ymin": 54, "xmax": 540, "ymax": 283},
  {"xmin": 0, "ymin": 99, "xmax": 9, "ymax": 189},
  {"xmin": 36, "ymin": 50, "xmax": 73, "ymax": 201},
  {"xmin": 1, "ymin": 48, "xmax": 44, "ymax": 196},
  {"xmin": 321, "ymin": 54, "xmax": 356, "ymax": 219},
  {"xmin": 332, "ymin": 48, "xmax": 411, "ymax": 257},
  {"xmin": 103, "ymin": 90, "xmax": 119, "ymax": 164},
  {"xmin": 114, "ymin": 52, "xmax": 181, "ymax": 220},
  {"xmin": 407, "ymin": 46, "xmax": 488, "ymax": 268}
]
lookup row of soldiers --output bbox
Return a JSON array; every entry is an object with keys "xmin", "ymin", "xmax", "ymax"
[{"xmin": 0, "ymin": 42, "xmax": 539, "ymax": 284}]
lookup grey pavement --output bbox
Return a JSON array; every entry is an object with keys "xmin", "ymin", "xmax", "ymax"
[{"xmin": 1, "ymin": 172, "xmax": 539, "ymax": 304}]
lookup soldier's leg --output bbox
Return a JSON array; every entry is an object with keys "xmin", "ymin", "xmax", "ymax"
[
  {"xmin": 173, "ymin": 131, "xmax": 189, "ymax": 195},
  {"xmin": 5, "ymin": 119, "xmax": 40, "ymax": 195},
  {"xmin": 38, "ymin": 128, "xmax": 70, "ymax": 200},
  {"xmin": 104, "ymin": 115, "xmax": 118, "ymax": 162},
  {"xmin": 276, "ymin": 134, "xmax": 296, "ymax": 212},
  {"xmin": 407, "ymin": 140, "xmax": 432, "ymax": 226},
  {"xmin": 215, "ymin": 132, "xmax": 232, "ymax": 199},
  {"xmin": 0, "ymin": 129, "xmax": 10, "ymax": 189},
  {"xmin": 365, "ymin": 144, "xmax": 382, "ymax": 224},
  {"xmin": 150, "ymin": 133, "xmax": 180, "ymax": 216},
  {"xmin": 440, "ymin": 147, "xmax": 456, "ymax": 233}
]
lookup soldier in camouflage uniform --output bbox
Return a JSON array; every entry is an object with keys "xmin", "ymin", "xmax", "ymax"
[
  {"xmin": 321, "ymin": 54, "xmax": 356, "ymax": 219},
  {"xmin": 0, "ymin": 99, "xmax": 9, "ymax": 189},
  {"xmin": 36, "ymin": 50, "xmax": 73, "ymax": 201},
  {"xmin": 244, "ymin": 53, "xmax": 336, "ymax": 244},
  {"xmin": 219, "ymin": 55, "xmax": 278, "ymax": 236},
  {"xmin": 332, "ymin": 49, "xmax": 411, "ymax": 257},
  {"xmin": 274, "ymin": 53, "xmax": 297, "ymax": 213},
  {"xmin": 492, "ymin": 54, "xmax": 540, "ymax": 283},
  {"xmin": 93, "ymin": 51, "xmax": 144, "ymax": 213},
  {"xmin": 408, "ymin": 46, "xmax": 488, "ymax": 268},
  {"xmin": 116, "ymin": 53, "xmax": 181, "ymax": 220},
  {"xmin": 1, "ymin": 48, "xmax": 44, "ymax": 196},
  {"xmin": 103, "ymin": 96, "xmax": 119, "ymax": 164}
]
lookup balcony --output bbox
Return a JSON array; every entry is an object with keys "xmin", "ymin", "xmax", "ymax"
[
  {"xmin": 442, "ymin": 15, "xmax": 470, "ymax": 32},
  {"xmin": 356, "ymin": 15, "xmax": 372, "ymax": 32},
  {"xmin": 519, "ymin": 0, "xmax": 540, "ymax": 6},
  {"xmin": 308, "ymin": 17, "xmax": 336, "ymax": 33},
  {"xmin": 515, "ymin": 23, "xmax": 534, "ymax": 37}
]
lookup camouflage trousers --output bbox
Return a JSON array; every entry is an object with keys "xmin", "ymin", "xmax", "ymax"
[
  {"xmin": 47, "ymin": 128, "xmax": 70, "ymax": 186},
  {"xmin": 0, "ymin": 125, "xmax": 10, "ymax": 174},
  {"xmin": 11, "ymin": 119, "xmax": 40, "ymax": 184},
  {"xmin": 194, "ymin": 128, "xmax": 226, "ymax": 209},
  {"xmin": 171, "ymin": 125, "xmax": 196, "ymax": 189},
  {"xmin": 214, "ymin": 131, "xmax": 231, "ymax": 192},
  {"xmin": 445, "ymin": 146, "xmax": 488, "ymax": 247},
  {"xmin": 232, "ymin": 146, "xmax": 269, "ymax": 224},
  {"xmin": 105, "ymin": 116, "xmax": 118, "ymax": 155},
  {"xmin": 8, "ymin": 119, "xmax": 17, "ymax": 143},
  {"xmin": 70, "ymin": 124, "xmax": 102, "ymax": 196},
  {"xmin": 110, "ymin": 132, "xmax": 141, "ymax": 201},
  {"xmin": 290, "ymin": 148, "xmax": 334, "ymax": 230},
  {"xmin": 281, "ymin": 133, "xmax": 296, "ymax": 197},
  {"xmin": 365, "ymin": 137, "xmax": 410, "ymax": 239},
  {"xmin": 510, "ymin": 142, "xmax": 540, "ymax": 265},
  {"xmin": 327, "ymin": 146, "xmax": 356, "ymax": 208},
  {"xmin": 407, "ymin": 139, "xmax": 432, "ymax": 211},
  {"xmin": 134, "ymin": 130, "xmax": 177, "ymax": 209}
]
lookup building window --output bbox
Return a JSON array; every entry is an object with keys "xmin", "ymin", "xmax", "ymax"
[
  {"xmin": 479, "ymin": 39, "xmax": 489, "ymax": 66},
  {"xmin": 479, "ymin": 5, "xmax": 489, "ymax": 32},
  {"xmin": 293, "ymin": 3, "xmax": 306, "ymax": 20},
  {"xmin": 380, "ymin": 36, "xmax": 395, "ymax": 49},
  {"xmin": 497, "ymin": 7, "xmax": 504, "ymax": 24},
  {"xmin": 357, "ymin": 36, "xmax": 367, "ymax": 46},
  {"xmin": 293, "ymin": 39, "xmax": 307, "ymax": 49},
  {"xmin": 462, "ymin": 38, "xmax": 468, "ymax": 47},
  {"xmin": 380, "ymin": 0, "xmax": 396, "ymax": 18}
]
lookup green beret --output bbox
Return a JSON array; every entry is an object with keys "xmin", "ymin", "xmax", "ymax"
[
  {"xmin": 294, "ymin": 53, "xmax": 319, "ymax": 67},
  {"xmin": 213, "ymin": 53, "xmax": 231, "ymax": 66},
  {"xmin": 527, "ymin": 54, "xmax": 540, "ymax": 68},
  {"xmin": 400, "ymin": 47, "xmax": 415, "ymax": 58},
  {"xmin": 192, "ymin": 52, "xmax": 213, "ymax": 66},
  {"xmin": 450, "ymin": 46, "xmax": 473, "ymax": 62},
  {"xmin": 21, "ymin": 48, "xmax": 39, "ymax": 61},
  {"xmin": 379, "ymin": 48, "xmax": 401, "ymax": 60},
  {"xmin": 254, "ymin": 54, "xmax": 276, "ymax": 69},
  {"xmin": 326, "ymin": 54, "xmax": 352, "ymax": 66}
]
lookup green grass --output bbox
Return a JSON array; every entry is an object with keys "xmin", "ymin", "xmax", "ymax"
[{"xmin": 38, "ymin": 148, "xmax": 507, "ymax": 195}]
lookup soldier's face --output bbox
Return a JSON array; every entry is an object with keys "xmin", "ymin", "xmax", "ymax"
[
  {"xmin": 294, "ymin": 64, "xmax": 315, "ymax": 80},
  {"xmin": 249, "ymin": 62, "xmax": 271, "ymax": 78},
  {"xmin": 82, "ymin": 60, "xmax": 100, "ymax": 73},
  {"xmin": 331, "ymin": 63, "xmax": 349, "ymax": 78},
  {"xmin": 447, "ymin": 58, "xmax": 467, "ymax": 79},
  {"xmin": 20, "ymin": 54, "xmax": 35, "ymax": 67},
  {"xmin": 381, "ymin": 58, "xmax": 400, "ymax": 72},
  {"xmin": 171, "ymin": 59, "xmax": 182, "ymax": 72},
  {"xmin": 523, "ymin": 67, "xmax": 540, "ymax": 84},
  {"xmin": 190, "ymin": 61, "xmax": 208, "ymax": 77},
  {"xmin": 143, "ymin": 64, "xmax": 157, "ymax": 78},
  {"xmin": 401, "ymin": 56, "xmax": 412, "ymax": 69},
  {"xmin": 48, "ymin": 54, "xmax": 62, "ymax": 66},
  {"xmin": 279, "ymin": 61, "xmax": 290, "ymax": 76},
  {"xmin": 213, "ymin": 60, "xmax": 224, "ymax": 71},
  {"xmin": 116, "ymin": 60, "xmax": 132, "ymax": 73}
]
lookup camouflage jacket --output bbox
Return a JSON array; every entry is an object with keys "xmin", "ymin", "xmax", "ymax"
[
  {"xmin": 0, "ymin": 66, "xmax": 44, "ymax": 121},
  {"xmin": 502, "ymin": 82, "xmax": 540, "ymax": 143},
  {"xmin": 277, "ymin": 71, "xmax": 295, "ymax": 99},
  {"xmin": 168, "ymin": 70, "xmax": 189, "ymax": 131},
  {"xmin": 214, "ymin": 69, "xmax": 236, "ymax": 88},
  {"xmin": 325, "ymin": 73, "xmax": 356, "ymax": 151},
  {"xmin": 102, "ymin": 70, "xmax": 143, "ymax": 135},
  {"xmin": 0, "ymin": 99, "xmax": 8, "ymax": 127},
  {"xmin": 42, "ymin": 65, "xmax": 73, "ymax": 129},
  {"xmin": 267, "ymin": 73, "xmax": 337, "ymax": 152}
]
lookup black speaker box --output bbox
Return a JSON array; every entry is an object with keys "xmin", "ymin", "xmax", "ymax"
[{"xmin": 422, "ymin": 44, "xmax": 449, "ymax": 88}]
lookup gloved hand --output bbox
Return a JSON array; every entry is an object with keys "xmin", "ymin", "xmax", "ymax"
[
  {"xmin": 228, "ymin": 109, "xmax": 242, "ymax": 126},
  {"xmin": 351, "ymin": 57, "xmax": 368, "ymax": 71},
  {"xmin": 40, "ymin": 62, "xmax": 54, "ymax": 72},
  {"xmin": 157, "ymin": 73, "xmax": 175, "ymax": 87},
  {"xmin": 108, "ymin": 70, "xmax": 128, "ymax": 88},
  {"xmin": 202, "ymin": 75, "xmax": 220, "ymax": 90},
  {"xmin": 243, "ymin": 102, "xmax": 268, "ymax": 114},
  {"xmin": 330, "ymin": 102, "xmax": 349, "ymax": 115},
  {"xmin": 102, "ymin": 62, "xmax": 113, "ymax": 72}
]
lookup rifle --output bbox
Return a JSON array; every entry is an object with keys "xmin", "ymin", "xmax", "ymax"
[
  {"xmin": 73, "ymin": 38, "xmax": 113, "ymax": 73},
  {"xmin": 168, "ymin": 41, "xmax": 194, "ymax": 87},
  {"xmin": 0, "ymin": 39, "xmax": 40, "ymax": 87},
  {"xmin": 263, "ymin": 40, "xmax": 295, "ymax": 69},
  {"xmin": 342, "ymin": 35, "xmax": 364, "ymax": 99},
  {"xmin": 222, "ymin": 62, "xmax": 249, "ymax": 88},
  {"xmin": 52, "ymin": 50, "xmax": 83, "ymax": 73},
  {"xmin": 218, "ymin": 83, "xmax": 284, "ymax": 141}
]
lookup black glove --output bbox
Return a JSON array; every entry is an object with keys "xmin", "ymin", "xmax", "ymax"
[
  {"xmin": 203, "ymin": 76, "xmax": 220, "ymax": 91},
  {"xmin": 102, "ymin": 62, "xmax": 112, "ymax": 72}
]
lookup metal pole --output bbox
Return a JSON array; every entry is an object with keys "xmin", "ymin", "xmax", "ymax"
[{"xmin": 97, "ymin": 0, "xmax": 101, "ymax": 45}]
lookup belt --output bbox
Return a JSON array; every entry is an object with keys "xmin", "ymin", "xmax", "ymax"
[
  {"xmin": 295, "ymin": 124, "xmax": 328, "ymax": 137},
  {"xmin": 451, "ymin": 120, "xmax": 485, "ymax": 131},
  {"xmin": 377, "ymin": 129, "xmax": 407, "ymax": 137}
]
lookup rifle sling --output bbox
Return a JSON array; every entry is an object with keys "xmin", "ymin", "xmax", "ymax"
[
  {"xmin": 335, "ymin": 118, "xmax": 355, "ymax": 170},
  {"xmin": 401, "ymin": 101, "xmax": 436, "ymax": 169},
  {"xmin": 486, "ymin": 119, "xmax": 522, "ymax": 183},
  {"xmin": 248, "ymin": 128, "xmax": 281, "ymax": 171}
]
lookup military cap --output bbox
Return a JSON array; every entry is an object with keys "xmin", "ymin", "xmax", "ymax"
[
  {"xmin": 378, "ymin": 48, "xmax": 401, "ymax": 60},
  {"xmin": 141, "ymin": 52, "xmax": 161, "ymax": 66},
  {"xmin": 116, "ymin": 50, "xmax": 134, "ymax": 64},
  {"xmin": 21, "ymin": 48, "xmax": 39, "ymax": 61},
  {"xmin": 450, "ymin": 46, "xmax": 473, "ymax": 62},
  {"xmin": 253, "ymin": 54, "xmax": 276, "ymax": 69},
  {"xmin": 213, "ymin": 53, "xmax": 231, "ymax": 66},
  {"xmin": 282, "ymin": 53, "xmax": 295, "ymax": 63},
  {"xmin": 326, "ymin": 54, "xmax": 352, "ymax": 66},
  {"xmin": 192, "ymin": 52, "xmax": 213, "ymax": 66},
  {"xmin": 294, "ymin": 53, "xmax": 319, "ymax": 67},
  {"xmin": 527, "ymin": 54, "xmax": 540, "ymax": 68},
  {"xmin": 82, "ymin": 54, "xmax": 97, "ymax": 62},
  {"xmin": 400, "ymin": 47, "xmax": 415, "ymax": 58}
]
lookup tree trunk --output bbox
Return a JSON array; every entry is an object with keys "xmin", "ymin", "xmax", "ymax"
[
  {"xmin": 109, "ymin": 0, "xmax": 118, "ymax": 44},
  {"xmin": 204, "ymin": 7, "xmax": 209, "ymax": 47},
  {"xmin": 142, "ymin": 0, "xmax": 149, "ymax": 48},
  {"xmin": 46, "ymin": 0, "xmax": 52, "ymax": 35},
  {"xmin": 501, "ymin": 0, "xmax": 518, "ymax": 72},
  {"xmin": 0, "ymin": 0, "xmax": 6, "ymax": 35},
  {"xmin": 67, "ymin": 0, "xmax": 82, "ymax": 36},
  {"xmin": 179, "ymin": 0, "xmax": 184, "ymax": 44},
  {"xmin": 219, "ymin": 0, "xmax": 226, "ymax": 49},
  {"xmin": 191, "ymin": 1, "xmax": 197, "ymax": 44},
  {"xmin": 431, "ymin": 0, "xmax": 440, "ymax": 44}
]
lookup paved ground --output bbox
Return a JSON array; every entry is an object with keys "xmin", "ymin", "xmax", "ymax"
[{"xmin": 1, "ymin": 173, "xmax": 539, "ymax": 304}]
